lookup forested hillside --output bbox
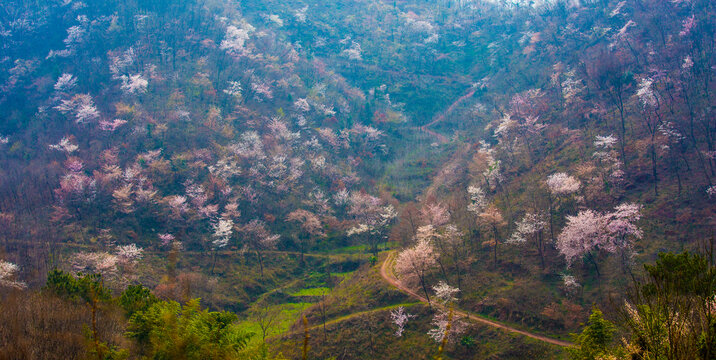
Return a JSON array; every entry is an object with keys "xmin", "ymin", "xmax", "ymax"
[{"xmin": 0, "ymin": 0, "xmax": 715, "ymax": 359}]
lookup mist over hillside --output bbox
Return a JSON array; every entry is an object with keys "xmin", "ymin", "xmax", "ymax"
[{"xmin": 0, "ymin": 0, "xmax": 715, "ymax": 359}]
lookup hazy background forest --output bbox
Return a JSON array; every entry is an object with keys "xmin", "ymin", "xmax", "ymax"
[{"xmin": 0, "ymin": 0, "xmax": 715, "ymax": 359}]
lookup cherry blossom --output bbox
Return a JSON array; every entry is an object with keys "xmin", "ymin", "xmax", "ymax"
[
  {"xmin": 390, "ymin": 307, "xmax": 414, "ymax": 337},
  {"xmin": 342, "ymin": 41, "xmax": 362, "ymax": 61},
  {"xmin": 159, "ymin": 233, "xmax": 175, "ymax": 246},
  {"xmin": 347, "ymin": 223, "xmax": 371, "ymax": 236},
  {"xmin": 294, "ymin": 98, "xmax": 310, "ymax": 112},
  {"xmin": 208, "ymin": 157, "xmax": 242, "ymax": 179},
  {"xmin": 294, "ymin": 6, "xmax": 309, "ymax": 22},
  {"xmin": 679, "ymin": 15, "xmax": 696, "ymax": 36},
  {"xmin": 56, "ymin": 94, "xmax": 100, "ymax": 123},
  {"xmin": 560, "ymin": 69, "xmax": 583, "ymax": 104},
  {"xmin": 421, "ymin": 203, "xmax": 450, "ymax": 227},
  {"xmin": 427, "ymin": 309, "xmax": 468, "ymax": 344},
  {"xmin": 0, "ymin": 260, "xmax": 26, "ymax": 289},
  {"xmin": 109, "ymin": 48, "xmax": 136, "ymax": 77},
  {"xmin": 433, "ymin": 281, "xmax": 460, "ymax": 304},
  {"xmin": 546, "ymin": 172, "xmax": 581, "ymax": 195},
  {"xmin": 165, "ymin": 195, "xmax": 189, "ymax": 217},
  {"xmin": 242, "ymin": 219, "xmax": 281, "ymax": 250},
  {"xmin": 54, "ymin": 73, "xmax": 77, "ymax": 92},
  {"xmin": 231, "ymin": 131, "xmax": 265, "ymax": 159},
  {"xmin": 557, "ymin": 203, "xmax": 642, "ymax": 266},
  {"xmin": 483, "ymin": 158, "xmax": 504, "ymax": 189},
  {"xmin": 117, "ymin": 244, "xmax": 143, "ymax": 263},
  {"xmin": 63, "ymin": 25, "xmax": 86, "ymax": 48},
  {"xmin": 609, "ymin": 1, "xmax": 626, "ymax": 17},
  {"xmin": 49, "ymin": 137, "xmax": 79, "ymax": 153},
  {"xmin": 636, "ymin": 77, "xmax": 657, "ymax": 108},
  {"xmin": 56, "ymin": 173, "xmax": 95, "ymax": 201},
  {"xmin": 707, "ymin": 186, "xmax": 716, "ymax": 198},
  {"xmin": 99, "ymin": 119, "xmax": 128, "ymax": 131},
  {"xmin": 120, "ymin": 74, "xmax": 148, "ymax": 94},
  {"xmin": 556, "ymin": 209, "xmax": 603, "ymax": 266},
  {"xmin": 71, "ymin": 251, "xmax": 118, "ymax": 278},
  {"xmin": 494, "ymin": 113, "xmax": 516, "ymax": 140},
  {"xmin": 333, "ymin": 188, "xmax": 350, "ymax": 206},
  {"xmin": 267, "ymin": 14, "xmax": 283, "ymax": 26},
  {"xmin": 395, "ymin": 238, "xmax": 438, "ymax": 303},
  {"xmin": 220, "ymin": 23, "xmax": 254, "ymax": 55},
  {"xmin": 467, "ymin": 185, "xmax": 487, "ymax": 214},
  {"xmin": 615, "ymin": 20, "xmax": 636, "ymax": 40},
  {"xmin": 240, "ymin": 219, "xmax": 280, "ymax": 275},
  {"xmin": 603, "ymin": 203, "xmax": 643, "ymax": 252},
  {"xmin": 594, "ymin": 135, "xmax": 617, "ymax": 149},
  {"xmin": 250, "ymin": 80, "xmax": 273, "ymax": 100},
  {"xmin": 223, "ymin": 81, "xmax": 242, "ymax": 97},
  {"xmin": 287, "ymin": 209, "xmax": 324, "ymax": 237},
  {"xmin": 113, "ymin": 184, "xmax": 134, "ymax": 213},
  {"xmin": 508, "ymin": 212, "xmax": 546, "ymax": 244},
  {"xmin": 211, "ymin": 219, "xmax": 233, "ymax": 250},
  {"xmin": 561, "ymin": 273, "xmax": 581, "ymax": 295},
  {"xmin": 64, "ymin": 157, "xmax": 84, "ymax": 172}
]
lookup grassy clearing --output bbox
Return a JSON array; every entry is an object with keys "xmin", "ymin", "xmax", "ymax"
[
  {"xmin": 291, "ymin": 287, "xmax": 332, "ymax": 297},
  {"xmin": 239, "ymin": 302, "xmax": 313, "ymax": 350}
]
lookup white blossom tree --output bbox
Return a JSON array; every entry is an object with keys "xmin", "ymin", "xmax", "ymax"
[
  {"xmin": 0, "ymin": 260, "xmax": 26, "ymax": 289},
  {"xmin": 427, "ymin": 281, "xmax": 467, "ymax": 345},
  {"xmin": 210, "ymin": 218, "xmax": 233, "ymax": 273},
  {"xmin": 508, "ymin": 212, "xmax": 548, "ymax": 267},
  {"xmin": 390, "ymin": 306, "xmax": 415, "ymax": 337}
]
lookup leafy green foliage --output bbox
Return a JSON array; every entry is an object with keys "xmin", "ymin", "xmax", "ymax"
[
  {"xmin": 119, "ymin": 284, "xmax": 158, "ymax": 317},
  {"xmin": 568, "ymin": 307, "xmax": 615, "ymax": 360},
  {"xmin": 621, "ymin": 252, "xmax": 716, "ymax": 359},
  {"xmin": 44, "ymin": 269, "xmax": 111, "ymax": 304},
  {"xmin": 126, "ymin": 298, "xmax": 252, "ymax": 359}
]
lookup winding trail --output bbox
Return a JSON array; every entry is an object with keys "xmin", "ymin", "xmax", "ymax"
[
  {"xmin": 380, "ymin": 251, "xmax": 573, "ymax": 347},
  {"xmin": 412, "ymin": 88, "xmax": 477, "ymax": 144},
  {"xmin": 422, "ymin": 88, "xmax": 476, "ymax": 129},
  {"xmin": 38, "ymin": 240, "xmax": 571, "ymax": 347}
]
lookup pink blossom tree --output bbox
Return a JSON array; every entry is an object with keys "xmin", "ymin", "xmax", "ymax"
[
  {"xmin": 346, "ymin": 192, "xmax": 397, "ymax": 255},
  {"xmin": 241, "ymin": 219, "xmax": 280, "ymax": 277},
  {"xmin": 287, "ymin": 209, "xmax": 323, "ymax": 263},
  {"xmin": 546, "ymin": 172, "xmax": 581, "ymax": 242},
  {"xmin": 421, "ymin": 203, "xmax": 450, "ymax": 227},
  {"xmin": 479, "ymin": 205, "xmax": 506, "ymax": 267},
  {"xmin": 395, "ymin": 238, "xmax": 438, "ymax": 306},
  {"xmin": 556, "ymin": 203, "xmax": 642, "ymax": 278}
]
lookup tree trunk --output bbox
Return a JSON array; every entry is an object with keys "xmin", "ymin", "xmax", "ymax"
[
  {"xmin": 211, "ymin": 250, "xmax": 218, "ymax": 274},
  {"xmin": 91, "ymin": 294, "xmax": 103, "ymax": 360},
  {"xmin": 537, "ymin": 230, "xmax": 545, "ymax": 269},
  {"xmin": 419, "ymin": 275, "xmax": 432, "ymax": 308},
  {"xmin": 492, "ymin": 225, "xmax": 499, "ymax": 267},
  {"xmin": 651, "ymin": 136, "xmax": 659, "ymax": 196},
  {"xmin": 256, "ymin": 250, "xmax": 264, "ymax": 278}
]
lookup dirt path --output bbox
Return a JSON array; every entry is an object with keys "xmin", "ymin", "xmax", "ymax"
[
  {"xmin": 380, "ymin": 251, "xmax": 573, "ymax": 348},
  {"xmin": 269, "ymin": 302, "xmax": 422, "ymax": 341},
  {"xmin": 422, "ymin": 88, "xmax": 476, "ymax": 129},
  {"xmin": 411, "ymin": 88, "xmax": 476, "ymax": 144}
]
